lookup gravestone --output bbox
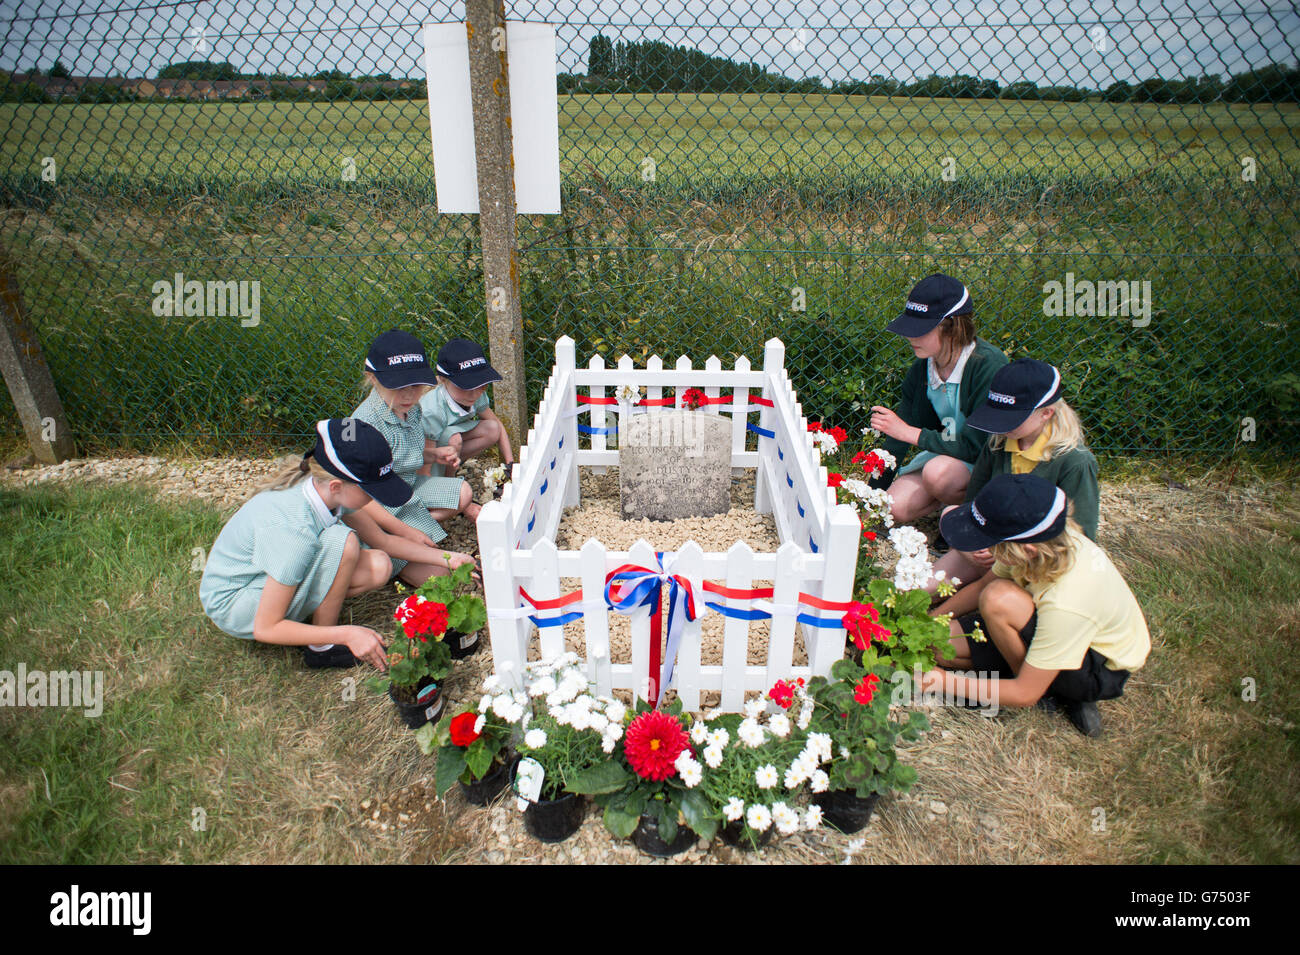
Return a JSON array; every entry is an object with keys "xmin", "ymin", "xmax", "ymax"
[{"xmin": 620, "ymin": 409, "xmax": 732, "ymax": 520}]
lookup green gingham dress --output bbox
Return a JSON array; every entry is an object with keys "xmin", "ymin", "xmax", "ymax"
[
  {"xmin": 199, "ymin": 483, "xmax": 357, "ymax": 640},
  {"xmin": 350, "ymin": 390, "xmax": 464, "ymax": 547},
  {"xmin": 417, "ymin": 386, "xmax": 491, "ymax": 477}
]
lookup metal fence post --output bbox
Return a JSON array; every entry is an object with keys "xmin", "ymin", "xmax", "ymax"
[
  {"xmin": 466, "ymin": 0, "xmax": 527, "ymax": 453},
  {"xmin": 0, "ymin": 240, "xmax": 74, "ymax": 463}
]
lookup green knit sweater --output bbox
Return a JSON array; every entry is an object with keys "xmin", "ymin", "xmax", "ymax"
[
  {"xmin": 875, "ymin": 338, "xmax": 1008, "ymax": 489},
  {"xmin": 966, "ymin": 442, "xmax": 1101, "ymax": 541}
]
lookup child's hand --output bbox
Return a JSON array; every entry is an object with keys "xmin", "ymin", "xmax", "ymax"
[
  {"xmin": 432, "ymin": 445, "xmax": 461, "ymax": 469},
  {"xmin": 869, "ymin": 406, "xmax": 912, "ymax": 442},
  {"xmin": 444, "ymin": 551, "xmax": 482, "ymax": 583},
  {"xmin": 342, "ymin": 626, "xmax": 389, "ymax": 670},
  {"xmin": 402, "ymin": 527, "xmax": 436, "ymax": 547}
]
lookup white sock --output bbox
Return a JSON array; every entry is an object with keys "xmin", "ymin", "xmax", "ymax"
[{"xmin": 307, "ymin": 643, "xmax": 335, "ymax": 652}]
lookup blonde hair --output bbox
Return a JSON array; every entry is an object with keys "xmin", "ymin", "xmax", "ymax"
[
  {"xmin": 988, "ymin": 399, "xmax": 1086, "ymax": 459},
  {"xmin": 360, "ymin": 369, "xmax": 432, "ymax": 407},
  {"xmin": 253, "ymin": 454, "xmax": 346, "ymax": 500},
  {"xmin": 990, "ymin": 517, "xmax": 1083, "ymax": 586}
]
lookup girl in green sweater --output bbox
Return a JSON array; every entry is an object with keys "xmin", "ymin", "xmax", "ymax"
[{"xmin": 870, "ymin": 274, "xmax": 1008, "ymax": 524}]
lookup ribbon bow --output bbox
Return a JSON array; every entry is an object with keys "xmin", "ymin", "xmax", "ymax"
[{"xmin": 604, "ymin": 552, "xmax": 698, "ymax": 705}]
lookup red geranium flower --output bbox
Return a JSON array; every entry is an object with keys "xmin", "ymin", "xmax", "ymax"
[
  {"xmin": 624, "ymin": 710, "xmax": 690, "ymax": 781},
  {"xmin": 449, "ymin": 711, "xmax": 480, "ymax": 747},
  {"xmin": 863, "ymin": 529, "xmax": 877, "ymax": 541},
  {"xmin": 396, "ymin": 597, "xmax": 449, "ymax": 639},
  {"xmin": 829, "ymin": 426, "xmax": 848, "ymax": 445},
  {"xmin": 843, "ymin": 601, "xmax": 892, "ymax": 650},
  {"xmin": 827, "ymin": 472, "xmax": 845, "ymax": 487},
  {"xmin": 807, "ymin": 421, "xmax": 823, "ymax": 433},
  {"xmin": 769, "ymin": 679, "xmax": 796, "ymax": 710},
  {"xmin": 681, "ymin": 388, "xmax": 706, "ymax": 410},
  {"xmin": 854, "ymin": 673, "xmax": 881, "ymax": 705}
]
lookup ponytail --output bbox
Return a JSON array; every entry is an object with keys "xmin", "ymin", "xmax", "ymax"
[{"xmin": 251, "ymin": 452, "xmax": 339, "ymax": 500}]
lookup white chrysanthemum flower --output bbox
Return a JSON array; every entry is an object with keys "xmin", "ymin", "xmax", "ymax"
[
  {"xmin": 601, "ymin": 732, "xmax": 618, "ymax": 754},
  {"xmin": 473, "ymin": 714, "xmax": 486, "ymax": 734},
  {"xmin": 604, "ymin": 700, "xmax": 626, "ymax": 724},
  {"xmin": 768, "ymin": 713, "xmax": 791, "ymax": 738},
  {"xmin": 724, "ymin": 797, "xmax": 745, "ymax": 822},
  {"xmin": 502, "ymin": 700, "xmax": 525, "ymax": 723},
  {"xmin": 707, "ymin": 727, "xmax": 730, "ymax": 749},
  {"xmin": 528, "ymin": 674, "xmax": 556, "ymax": 698},
  {"xmin": 524, "ymin": 728, "xmax": 547, "ymax": 749},
  {"xmin": 755, "ymin": 764, "xmax": 778, "ymax": 789},
  {"xmin": 586, "ymin": 711, "xmax": 609, "ymax": 734},
  {"xmin": 804, "ymin": 805, "xmax": 824, "ymax": 829},
  {"xmin": 809, "ymin": 732, "xmax": 833, "ymax": 763},
  {"xmin": 567, "ymin": 708, "xmax": 591, "ymax": 732},
  {"xmin": 478, "ymin": 694, "xmax": 492, "ymax": 714},
  {"xmin": 793, "ymin": 750, "xmax": 818, "ymax": 778},
  {"xmin": 783, "ymin": 765, "xmax": 807, "ymax": 790},
  {"xmin": 490, "ymin": 694, "xmax": 514, "ymax": 719},
  {"xmin": 482, "ymin": 674, "xmax": 502, "ymax": 693},
  {"xmin": 678, "ymin": 757, "xmax": 702, "ymax": 788},
  {"xmin": 737, "ymin": 719, "xmax": 766, "ymax": 748},
  {"xmin": 703, "ymin": 744, "xmax": 724, "ymax": 769},
  {"xmin": 797, "ymin": 700, "xmax": 814, "ymax": 730},
  {"xmin": 743, "ymin": 698, "xmax": 766, "ymax": 719},
  {"xmin": 690, "ymin": 721, "xmax": 709, "ymax": 745},
  {"xmin": 746, "ymin": 804, "xmax": 772, "ymax": 832},
  {"xmin": 772, "ymin": 801, "xmax": 800, "ymax": 835},
  {"xmin": 810, "ymin": 769, "xmax": 830, "ymax": 793}
]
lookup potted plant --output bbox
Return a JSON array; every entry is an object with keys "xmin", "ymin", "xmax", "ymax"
[
  {"xmin": 569, "ymin": 699, "xmax": 714, "ymax": 857},
  {"xmin": 418, "ymin": 680, "xmax": 517, "ymax": 806},
  {"xmin": 510, "ymin": 654, "xmax": 620, "ymax": 843},
  {"xmin": 803, "ymin": 640, "xmax": 930, "ymax": 833},
  {"xmin": 694, "ymin": 689, "xmax": 828, "ymax": 850},
  {"xmin": 383, "ymin": 561, "xmax": 486, "ymax": 728}
]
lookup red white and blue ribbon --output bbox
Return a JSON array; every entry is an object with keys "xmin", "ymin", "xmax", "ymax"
[{"xmin": 603, "ymin": 552, "xmax": 698, "ymax": 705}]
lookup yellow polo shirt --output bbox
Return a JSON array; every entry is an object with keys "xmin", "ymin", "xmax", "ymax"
[
  {"xmin": 1007, "ymin": 422, "xmax": 1053, "ymax": 474},
  {"xmin": 993, "ymin": 527, "xmax": 1150, "ymax": 673}
]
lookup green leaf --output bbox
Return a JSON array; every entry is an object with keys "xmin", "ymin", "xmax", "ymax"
[
  {"xmin": 413, "ymin": 721, "xmax": 439, "ymax": 755},
  {"xmin": 566, "ymin": 761, "xmax": 633, "ymax": 795},
  {"xmin": 434, "ymin": 747, "xmax": 467, "ymax": 798},
  {"xmin": 604, "ymin": 803, "xmax": 639, "ymax": 839},
  {"xmin": 363, "ymin": 675, "xmax": 389, "ymax": 695},
  {"xmin": 626, "ymin": 789, "xmax": 648, "ymax": 818},
  {"xmin": 656, "ymin": 801, "xmax": 677, "ymax": 842},
  {"xmin": 679, "ymin": 789, "xmax": 717, "ymax": 840},
  {"xmin": 465, "ymin": 738, "xmax": 494, "ymax": 779}
]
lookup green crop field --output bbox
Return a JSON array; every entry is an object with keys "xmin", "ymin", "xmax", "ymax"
[{"xmin": 1, "ymin": 93, "xmax": 1298, "ymax": 454}]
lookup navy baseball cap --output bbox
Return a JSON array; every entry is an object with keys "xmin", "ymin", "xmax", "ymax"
[
  {"xmin": 886, "ymin": 274, "xmax": 973, "ymax": 338},
  {"xmin": 365, "ymin": 330, "xmax": 438, "ymax": 390},
  {"xmin": 309, "ymin": 418, "xmax": 412, "ymax": 508},
  {"xmin": 939, "ymin": 473, "xmax": 1069, "ymax": 552},
  {"xmin": 966, "ymin": 358, "xmax": 1064, "ymax": 434},
  {"xmin": 436, "ymin": 338, "xmax": 502, "ymax": 390}
]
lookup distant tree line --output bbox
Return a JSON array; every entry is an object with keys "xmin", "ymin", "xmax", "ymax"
[{"xmin": 3, "ymin": 45, "xmax": 1297, "ymax": 104}]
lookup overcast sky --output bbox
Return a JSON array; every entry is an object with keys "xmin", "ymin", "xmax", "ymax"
[{"xmin": 3, "ymin": 0, "xmax": 1297, "ymax": 87}]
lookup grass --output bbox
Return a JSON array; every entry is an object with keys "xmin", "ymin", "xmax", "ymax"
[
  {"xmin": 0, "ymin": 93, "xmax": 1296, "ymax": 453},
  {"xmin": 0, "ymin": 467, "xmax": 1296, "ymax": 863}
]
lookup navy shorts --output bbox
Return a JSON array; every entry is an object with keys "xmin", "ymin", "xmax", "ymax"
[{"xmin": 957, "ymin": 612, "xmax": 1130, "ymax": 703}]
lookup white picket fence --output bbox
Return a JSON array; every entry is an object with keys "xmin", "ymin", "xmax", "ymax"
[{"xmin": 476, "ymin": 336, "xmax": 861, "ymax": 712}]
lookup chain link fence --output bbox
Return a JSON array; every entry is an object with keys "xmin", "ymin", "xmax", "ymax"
[{"xmin": 1, "ymin": 0, "xmax": 1297, "ymax": 455}]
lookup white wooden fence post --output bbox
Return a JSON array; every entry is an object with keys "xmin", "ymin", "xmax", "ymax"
[
  {"xmin": 808, "ymin": 503, "xmax": 861, "ymax": 678},
  {"xmin": 755, "ymin": 338, "xmax": 784, "ymax": 514},
  {"xmin": 477, "ymin": 499, "xmax": 527, "ymax": 680},
  {"xmin": 730, "ymin": 355, "xmax": 750, "ymax": 475},
  {"xmin": 556, "ymin": 336, "xmax": 581, "ymax": 508},
  {"xmin": 670, "ymin": 542, "xmax": 705, "ymax": 712},
  {"xmin": 588, "ymin": 353, "xmax": 607, "ymax": 475}
]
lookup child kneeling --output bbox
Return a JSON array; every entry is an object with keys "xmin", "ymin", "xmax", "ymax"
[{"xmin": 925, "ymin": 473, "xmax": 1150, "ymax": 737}]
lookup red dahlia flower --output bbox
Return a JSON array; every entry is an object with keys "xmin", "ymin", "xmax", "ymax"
[
  {"xmin": 449, "ymin": 711, "xmax": 480, "ymax": 747},
  {"xmin": 624, "ymin": 711, "xmax": 690, "ymax": 781},
  {"xmin": 854, "ymin": 673, "xmax": 881, "ymax": 705}
]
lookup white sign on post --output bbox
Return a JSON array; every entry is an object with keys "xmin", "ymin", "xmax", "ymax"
[{"xmin": 423, "ymin": 21, "xmax": 562, "ymax": 214}]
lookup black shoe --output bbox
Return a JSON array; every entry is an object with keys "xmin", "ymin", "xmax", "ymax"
[
  {"xmin": 303, "ymin": 644, "xmax": 359, "ymax": 669},
  {"xmin": 1064, "ymin": 700, "xmax": 1103, "ymax": 738}
]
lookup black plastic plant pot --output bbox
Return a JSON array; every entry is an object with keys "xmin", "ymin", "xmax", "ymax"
[
  {"xmin": 632, "ymin": 813, "xmax": 696, "ymax": 857},
  {"xmin": 445, "ymin": 628, "xmax": 483, "ymax": 660},
  {"xmin": 719, "ymin": 819, "xmax": 774, "ymax": 852},
  {"xmin": 388, "ymin": 678, "xmax": 444, "ymax": 730},
  {"xmin": 523, "ymin": 792, "xmax": 586, "ymax": 843},
  {"xmin": 814, "ymin": 789, "xmax": 881, "ymax": 834},
  {"xmin": 460, "ymin": 754, "xmax": 518, "ymax": 807}
]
